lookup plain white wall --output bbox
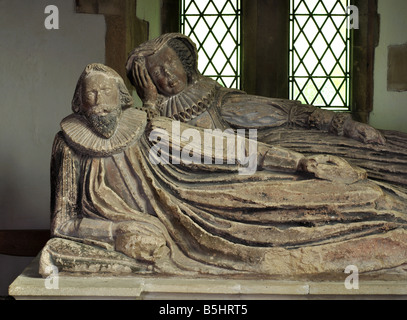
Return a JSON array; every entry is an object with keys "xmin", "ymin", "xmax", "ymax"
[
  {"xmin": 0, "ymin": 0, "xmax": 105, "ymax": 230},
  {"xmin": 0, "ymin": 0, "xmax": 105, "ymax": 295},
  {"xmin": 370, "ymin": 0, "xmax": 407, "ymax": 133}
]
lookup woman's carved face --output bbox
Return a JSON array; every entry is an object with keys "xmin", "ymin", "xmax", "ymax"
[{"xmin": 146, "ymin": 45, "xmax": 188, "ymax": 97}]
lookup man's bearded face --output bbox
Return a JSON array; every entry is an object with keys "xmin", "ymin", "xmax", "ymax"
[{"xmin": 81, "ymin": 73, "xmax": 121, "ymax": 139}]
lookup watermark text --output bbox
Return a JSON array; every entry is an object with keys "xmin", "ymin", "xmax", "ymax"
[
  {"xmin": 44, "ymin": 5, "xmax": 59, "ymax": 30},
  {"xmin": 149, "ymin": 121, "xmax": 258, "ymax": 176}
]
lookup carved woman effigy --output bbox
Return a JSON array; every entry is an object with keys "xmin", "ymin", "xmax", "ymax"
[{"xmin": 126, "ymin": 33, "xmax": 407, "ymax": 188}]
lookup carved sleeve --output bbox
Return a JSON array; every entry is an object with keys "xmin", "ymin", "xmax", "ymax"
[
  {"xmin": 219, "ymin": 90, "xmax": 353, "ymax": 136},
  {"xmin": 269, "ymin": 101, "xmax": 353, "ymax": 136},
  {"xmin": 50, "ymin": 132, "xmax": 114, "ymax": 249},
  {"xmin": 147, "ymin": 117, "xmax": 304, "ymax": 173},
  {"xmin": 50, "ymin": 132, "xmax": 79, "ymax": 238},
  {"xmin": 308, "ymin": 107, "xmax": 352, "ymax": 136}
]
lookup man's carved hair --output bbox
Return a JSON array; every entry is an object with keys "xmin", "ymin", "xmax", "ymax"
[{"xmin": 72, "ymin": 63, "xmax": 133, "ymax": 114}]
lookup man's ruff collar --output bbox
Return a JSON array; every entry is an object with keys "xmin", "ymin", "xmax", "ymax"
[{"xmin": 61, "ymin": 108, "xmax": 146, "ymax": 157}]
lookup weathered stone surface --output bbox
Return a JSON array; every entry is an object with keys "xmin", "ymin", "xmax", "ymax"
[
  {"xmin": 39, "ymin": 35, "xmax": 407, "ymax": 281},
  {"xmin": 9, "ymin": 256, "xmax": 407, "ymax": 299}
]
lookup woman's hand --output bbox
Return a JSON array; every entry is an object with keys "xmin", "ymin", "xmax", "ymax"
[
  {"xmin": 133, "ymin": 62, "xmax": 158, "ymax": 106},
  {"xmin": 298, "ymin": 154, "xmax": 367, "ymax": 184},
  {"xmin": 344, "ymin": 120, "xmax": 386, "ymax": 145}
]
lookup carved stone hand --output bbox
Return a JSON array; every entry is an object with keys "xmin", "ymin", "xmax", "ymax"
[
  {"xmin": 114, "ymin": 221, "xmax": 168, "ymax": 263},
  {"xmin": 298, "ymin": 154, "xmax": 367, "ymax": 184},
  {"xmin": 344, "ymin": 120, "xmax": 386, "ymax": 145},
  {"xmin": 134, "ymin": 62, "xmax": 159, "ymax": 106}
]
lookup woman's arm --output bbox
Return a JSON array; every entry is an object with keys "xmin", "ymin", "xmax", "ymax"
[
  {"xmin": 309, "ymin": 107, "xmax": 386, "ymax": 145},
  {"xmin": 220, "ymin": 92, "xmax": 385, "ymax": 145},
  {"xmin": 147, "ymin": 117, "xmax": 366, "ymax": 183}
]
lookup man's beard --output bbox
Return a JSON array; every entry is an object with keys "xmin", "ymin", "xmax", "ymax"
[{"xmin": 85, "ymin": 106, "xmax": 122, "ymax": 139}]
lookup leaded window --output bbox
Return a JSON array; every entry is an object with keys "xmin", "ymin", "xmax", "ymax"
[
  {"xmin": 180, "ymin": 0, "xmax": 241, "ymax": 89},
  {"xmin": 289, "ymin": 0, "xmax": 352, "ymax": 111}
]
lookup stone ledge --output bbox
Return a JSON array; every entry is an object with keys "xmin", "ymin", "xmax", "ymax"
[{"xmin": 8, "ymin": 256, "xmax": 407, "ymax": 300}]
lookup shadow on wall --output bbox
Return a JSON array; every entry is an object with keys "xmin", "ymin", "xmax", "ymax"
[
  {"xmin": 0, "ymin": 153, "xmax": 51, "ymax": 297},
  {"xmin": 0, "ymin": 153, "xmax": 51, "ymax": 230}
]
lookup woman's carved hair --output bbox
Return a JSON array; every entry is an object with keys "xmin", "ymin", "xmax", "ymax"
[
  {"xmin": 72, "ymin": 63, "xmax": 133, "ymax": 114},
  {"xmin": 167, "ymin": 38, "xmax": 196, "ymax": 83}
]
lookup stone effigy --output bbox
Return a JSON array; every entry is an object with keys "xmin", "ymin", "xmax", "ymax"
[
  {"xmin": 40, "ymin": 35, "xmax": 407, "ymax": 279},
  {"xmin": 126, "ymin": 33, "xmax": 407, "ymax": 187}
]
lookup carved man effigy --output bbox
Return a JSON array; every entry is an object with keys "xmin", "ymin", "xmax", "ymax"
[{"xmin": 40, "ymin": 35, "xmax": 407, "ymax": 279}]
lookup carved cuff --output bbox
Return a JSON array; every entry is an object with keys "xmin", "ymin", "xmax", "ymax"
[
  {"xmin": 139, "ymin": 104, "xmax": 161, "ymax": 121},
  {"xmin": 309, "ymin": 108, "xmax": 334, "ymax": 131},
  {"xmin": 329, "ymin": 113, "xmax": 352, "ymax": 136},
  {"xmin": 78, "ymin": 218, "xmax": 115, "ymax": 245},
  {"xmin": 309, "ymin": 109, "xmax": 352, "ymax": 136}
]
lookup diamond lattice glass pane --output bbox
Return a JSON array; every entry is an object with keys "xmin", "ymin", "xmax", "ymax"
[
  {"xmin": 204, "ymin": 63, "xmax": 216, "ymax": 76},
  {"xmin": 332, "ymin": 64, "xmax": 345, "ymax": 77},
  {"xmin": 296, "ymin": 64, "xmax": 308, "ymax": 77},
  {"xmin": 185, "ymin": 1, "xmax": 199, "ymax": 14},
  {"xmin": 222, "ymin": 63, "xmax": 235, "ymax": 75},
  {"xmin": 303, "ymin": 19, "xmax": 318, "ymax": 40},
  {"xmin": 204, "ymin": 15, "xmax": 218, "ymax": 29},
  {"xmin": 314, "ymin": 15, "xmax": 327, "ymax": 29},
  {"xmin": 322, "ymin": 19, "xmax": 337, "ymax": 41},
  {"xmin": 184, "ymin": 15, "xmax": 198, "ymax": 32},
  {"xmin": 322, "ymin": 0, "xmax": 337, "ymax": 12},
  {"xmin": 314, "ymin": 2, "xmax": 327, "ymax": 14},
  {"xmin": 212, "ymin": 48, "xmax": 228, "ymax": 73},
  {"xmin": 202, "ymin": 33, "xmax": 217, "ymax": 58},
  {"xmin": 294, "ymin": 32, "xmax": 309, "ymax": 58},
  {"xmin": 295, "ymin": 1, "xmax": 310, "ymax": 14},
  {"xmin": 290, "ymin": 0, "xmax": 351, "ymax": 110},
  {"xmin": 313, "ymin": 34, "xmax": 328, "ymax": 58},
  {"xmin": 306, "ymin": 0, "xmax": 319, "ymax": 12},
  {"xmin": 332, "ymin": 15, "xmax": 345, "ymax": 29},
  {"xmin": 223, "ymin": 77, "xmax": 235, "ymax": 88},
  {"xmin": 213, "ymin": 20, "xmax": 228, "ymax": 40},
  {"xmin": 223, "ymin": 1, "xmax": 237, "ymax": 14},
  {"xmin": 321, "ymin": 80, "xmax": 336, "ymax": 104},
  {"xmin": 331, "ymin": 34, "xmax": 346, "ymax": 58},
  {"xmin": 295, "ymin": 15, "xmax": 309, "ymax": 36},
  {"xmin": 204, "ymin": 2, "xmax": 218, "ymax": 14},
  {"xmin": 222, "ymin": 34, "xmax": 237, "ymax": 57},
  {"xmin": 192, "ymin": 1, "xmax": 208, "ymax": 12},
  {"xmin": 181, "ymin": 0, "xmax": 241, "ymax": 89},
  {"xmin": 314, "ymin": 65, "xmax": 326, "ymax": 77},
  {"xmin": 304, "ymin": 50, "xmax": 319, "ymax": 73},
  {"xmin": 213, "ymin": 0, "xmax": 227, "ymax": 13},
  {"xmin": 332, "ymin": 1, "xmax": 346, "ymax": 14},
  {"xmin": 321, "ymin": 51, "xmax": 336, "ymax": 74}
]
